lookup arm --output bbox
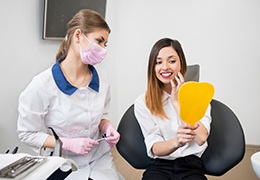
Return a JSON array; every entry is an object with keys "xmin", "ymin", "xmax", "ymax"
[
  {"xmin": 17, "ymin": 76, "xmax": 50, "ymax": 150},
  {"xmin": 135, "ymin": 84, "xmax": 211, "ymax": 158},
  {"xmin": 152, "ymin": 123, "xmax": 197, "ymax": 156},
  {"xmin": 194, "ymin": 122, "xmax": 209, "ymax": 146},
  {"xmin": 134, "ymin": 95, "xmax": 167, "ymax": 158},
  {"xmin": 152, "ymin": 121, "xmax": 209, "ymax": 156},
  {"xmin": 194, "ymin": 105, "xmax": 212, "ymax": 145},
  {"xmin": 43, "ymin": 134, "xmax": 100, "ymax": 155},
  {"xmin": 151, "ymin": 138, "xmax": 180, "ymax": 156},
  {"xmin": 43, "ymin": 135, "xmax": 56, "ymax": 148},
  {"xmin": 98, "ymin": 81, "xmax": 120, "ymax": 147},
  {"xmin": 170, "ymin": 72, "xmax": 210, "ymax": 146},
  {"xmin": 99, "ymin": 119, "xmax": 110, "ymax": 130}
]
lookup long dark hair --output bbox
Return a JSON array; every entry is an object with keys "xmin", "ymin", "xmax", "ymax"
[{"xmin": 145, "ymin": 38, "xmax": 187, "ymax": 119}]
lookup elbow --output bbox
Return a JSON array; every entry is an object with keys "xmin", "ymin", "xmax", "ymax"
[
  {"xmin": 151, "ymin": 141, "xmax": 175, "ymax": 157},
  {"xmin": 197, "ymin": 140, "xmax": 206, "ymax": 146},
  {"xmin": 151, "ymin": 146, "xmax": 162, "ymax": 156},
  {"xmin": 196, "ymin": 134, "xmax": 208, "ymax": 146},
  {"xmin": 17, "ymin": 131, "xmax": 25, "ymax": 142}
]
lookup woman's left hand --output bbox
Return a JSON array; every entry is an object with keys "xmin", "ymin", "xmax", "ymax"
[
  {"xmin": 170, "ymin": 72, "xmax": 185, "ymax": 103},
  {"xmin": 101, "ymin": 123, "xmax": 120, "ymax": 147}
]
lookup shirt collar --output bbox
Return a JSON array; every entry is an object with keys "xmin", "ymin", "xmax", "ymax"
[
  {"xmin": 52, "ymin": 59, "xmax": 100, "ymax": 95},
  {"xmin": 162, "ymin": 91, "xmax": 170, "ymax": 103}
]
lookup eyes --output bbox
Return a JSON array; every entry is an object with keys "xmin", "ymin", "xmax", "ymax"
[
  {"xmin": 95, "ymin": 38, "xmax": 107, "ymax": 47},
  {"xmin": 156, "ymin": 59, "xmax": 176, "ymax": 65}
]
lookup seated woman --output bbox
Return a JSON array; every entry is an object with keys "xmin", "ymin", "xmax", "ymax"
[{"xmin": 134, "ymin": 38, "xmax": 211, "ymax": 180}]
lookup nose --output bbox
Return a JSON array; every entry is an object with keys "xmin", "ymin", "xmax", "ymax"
[{"xmin": 162, "ymin": 61, "xmax": 169, "ymax": 70}]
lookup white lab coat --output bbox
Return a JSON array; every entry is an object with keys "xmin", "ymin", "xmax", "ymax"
[{"xmin": 17, "ymin": 60, "xmax": 120, "ymax": 179}]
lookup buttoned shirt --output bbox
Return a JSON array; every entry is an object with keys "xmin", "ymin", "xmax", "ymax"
[
  {"xmin": 17, "ymin": 59, "xmax": 111, "ymax": 166},
  {"xmin": 134, "ymin": 92, "xmax": 212, "ymax": 160}
]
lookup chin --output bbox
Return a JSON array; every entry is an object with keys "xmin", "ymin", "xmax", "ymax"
[{"xmin": 161, "ymin": 79, "xmax": 171, "ymax": 85}]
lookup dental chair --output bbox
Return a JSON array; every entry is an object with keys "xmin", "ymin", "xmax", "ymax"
[{"xmin": 116, "ymin": 65, "xmax": 245, "ymax": 176}]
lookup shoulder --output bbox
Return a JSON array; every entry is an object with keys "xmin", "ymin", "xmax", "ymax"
[
  {"xmin": 135, "ymin": 93, "xmax": 145, "ymax": 104},
  {"xmin": 32, "ymin": 66, "xmax": 52, "ymax": 79},
  {"xmin": 134, "ymin": 93, "xmax": 147, "ymax": 111},
  {"xmin": 31, "ymin": 67, "xmax": 53, "ymax": 86},
  {"xmin": 20, "ymin": 67, "xmax": 52, "ymax": 95}
]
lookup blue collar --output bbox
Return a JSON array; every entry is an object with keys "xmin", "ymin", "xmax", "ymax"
[{"xmin": 52, "ymin": 59, "xmax": 100, "ymax": 95}]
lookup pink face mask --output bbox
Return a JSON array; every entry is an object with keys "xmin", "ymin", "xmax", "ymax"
[{"xmin": 79, "ymin": 36, "xmax": 107, "ymax": 65}]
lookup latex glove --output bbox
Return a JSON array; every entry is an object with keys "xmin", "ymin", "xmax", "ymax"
[
  {"xmin": 101, "ymin": 123, "xmax": 120, "ymax": 147},
  {"xmin": 60, "ymin": 137, "xmax": 99, "ymax": 155}
]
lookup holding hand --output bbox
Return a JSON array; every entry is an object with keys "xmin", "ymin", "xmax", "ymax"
[
  {"xmin": 176, "ymin": 123, "xmax": 199, "ymax": 147},
  {"xmin": 101, "ymin": 123, "xmax": 120, "ymax": 147},
  {"xmin": 60, "ymin": 137, "xmax": 99, "ymax": 155}
]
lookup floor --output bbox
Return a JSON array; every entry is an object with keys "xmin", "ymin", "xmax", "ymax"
[{"xmin": 111, "ymin": 144, "xmax": 260, "ymax": 180}]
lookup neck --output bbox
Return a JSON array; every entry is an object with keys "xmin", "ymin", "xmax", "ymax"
[
  {"xmin": 60, "ymin": 58, "xmax": 91, "ymax": 88},
  {"xmin": 62, "ymin": 55, "xmax": 89, "ymax": 76},
  {"xmin": 163, "ymin": 83, "xmax": 172, "ymax": 94}
]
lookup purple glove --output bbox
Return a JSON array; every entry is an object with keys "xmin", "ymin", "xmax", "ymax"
[
  {"xmin": 101, "ymin": 123, "xmax": 120, "ymax": 147},
  {"xmin": 60, "ymin": 137, "xmax": 99, "ymax": 155}
]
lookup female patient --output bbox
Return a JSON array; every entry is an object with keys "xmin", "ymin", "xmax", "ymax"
[
  {"xmin": 134, "ymin": 38, "xmax": 211, "ymax": 180},
  {"xmin": 17, "ymin": 9, "xmax": 120, "ymax": 179}
]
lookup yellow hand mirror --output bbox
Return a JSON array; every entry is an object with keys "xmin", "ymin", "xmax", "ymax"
[{"xmin": 178, "ymin": 81, "xmax": 214, "ymax": 126}]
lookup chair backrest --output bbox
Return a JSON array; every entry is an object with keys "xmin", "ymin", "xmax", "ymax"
[
  {"xmin": 201, "ymin": 99, "xmax": 245, "ymax": 175},
  {"xmin": 116, "ymin": 99, "xmax": 245, "ymax": 175},
  {"xmin": 184, "ymin": 64, "xmax": 200, "ymax": 82},
  {"xmin": 116, "ymin": 104, "xmax": 151, "ymax": 169}
]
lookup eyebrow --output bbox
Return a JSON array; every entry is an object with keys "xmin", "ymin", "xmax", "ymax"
[
  {"xmin": 168, "ymin": 55, "xmax": 177, "ymax": 59},
  {"xmin": 96, "ymin": 36, "xmax": 105, "ymax": 41},
  {"xmin": 157, "ymin": 55, "xmax": 177, "ymax": 59}
]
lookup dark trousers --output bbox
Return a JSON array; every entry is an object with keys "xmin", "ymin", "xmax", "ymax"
[{"xmin": 142, "ymin": 155, "xmax": 207, "ymax": 180}]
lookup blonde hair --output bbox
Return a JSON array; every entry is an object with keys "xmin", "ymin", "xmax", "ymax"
[
  {"xmin": 55, "ymin": 9, "xmax": 110, "ymax": 61},
  {"xmin": 145, "ymin": 38, "xmax": 187, "ymax": 119}
]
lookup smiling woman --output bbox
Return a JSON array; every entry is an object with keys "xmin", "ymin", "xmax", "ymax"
[
  {"xmin": 146, "ymin": 38, "xmax": 187, "ymax": 119},
  {"xmin": 134, "ymin": 37, "xmax": 211, "ymax": 180}
]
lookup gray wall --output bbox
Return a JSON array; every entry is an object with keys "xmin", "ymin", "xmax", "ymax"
[{"xmin": 0, "ymin": 0, "xmax": 259, "ymax": 154}]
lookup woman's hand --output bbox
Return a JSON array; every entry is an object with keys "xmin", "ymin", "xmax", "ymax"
[
  {"xmin": 170, "ymin": 72, "xmax": 185, "ymax": 103},
  {"xmin": 60, "ymin": 137, "xmax": 99, "ymax": 154},
  {"xmin": 151, "ymin": 123, "xmax": 200, "ymax": 156},
  {"xmin": 171, "ymin": 72, "xmax": 184, "ymax": 103},
  {"xmin": 170, "ymin": 72, "xmax": 184, "ymax": 115},
  {"xmin": 101, "ymin": 122, "xmax": 120, "ymax": 147},
  {"xmin": 175, "ymin": 123, "xmax": 199, "ymax": 147}
]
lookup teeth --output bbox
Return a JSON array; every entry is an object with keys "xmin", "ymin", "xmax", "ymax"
[{"xmin": 161, "ymin": 72, "xmax": 171, "ymax": 77}]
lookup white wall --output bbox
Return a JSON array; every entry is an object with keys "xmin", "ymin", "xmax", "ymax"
[
  {"xmin": 0, "ymin": 0, "xmax": 61, "ymax": 154},
  {"xmin": 0, "ymin": 0, "xmax": 259, "ymax": 154},
  {"xmin": 110, "ymin": 0, "xmax": 260, "ymax": 145}
]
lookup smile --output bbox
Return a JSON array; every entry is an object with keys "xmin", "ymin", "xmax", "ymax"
[{"xmin": 160, "ymin": 72, "xmax": 172, "ymax": 78}]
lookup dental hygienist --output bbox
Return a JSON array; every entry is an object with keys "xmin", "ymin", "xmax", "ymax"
[{"xmin": 17, "ymin": 9, "xmax": 121, "ymax": 180}]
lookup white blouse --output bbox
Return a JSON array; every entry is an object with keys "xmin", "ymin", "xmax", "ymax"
[{"xmin": 134, "ymin": 92, "xmax": 212, "ymax": 160}]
